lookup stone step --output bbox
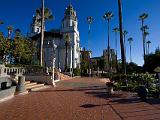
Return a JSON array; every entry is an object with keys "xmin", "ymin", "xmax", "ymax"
[
  {"xmin": 26, "ymin": 83, "xmax": 45, "ymax": 89},
  {"xmin": 60, "ymin": 73, "xmax": 72, "ymax": 80},
  {"xmin": 30, "ymin": 85, "xmax": 50, "ymax": 92},
  {"xmin": 25, "ymin": 82, "xmax": 37, "ymax": 87},
  {"xmin": 25, "ymin": 81, "xmax": 31, "ymax": 84}
]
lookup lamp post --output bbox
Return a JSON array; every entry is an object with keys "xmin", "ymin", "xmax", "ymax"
[
  {"xmin": 87, "ymin": 16, "xmax": 94, "ymax": 76},
  {"xmin": 40, "ymin": 0, "xmax": 45, "ymax": 66},
  {"xmin": 86, "ymin": 16, "xmax": 94, "ymax": 50},
  {"xmin": 70, "ymin": 43, "xmax": 73, "ymax": 77}
]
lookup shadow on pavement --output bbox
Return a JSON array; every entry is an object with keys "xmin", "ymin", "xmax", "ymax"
[
  {"xmin": 80, "ymin": 104, "xmax": 100, "ymax": 108},
  {"xmin": 147, "ymin": 98, "xmax": 160, "ymax": 105},
  {"xmin": 80, "ymin": 103, "xmax": 108, "ymax": 108},
  {"xmin": 31, "ymin": 86, "xmax": 106, "ymax": 93},
  {"xmin": 110, "ymin": 97, "xmax": 141, "ymax": 104}
]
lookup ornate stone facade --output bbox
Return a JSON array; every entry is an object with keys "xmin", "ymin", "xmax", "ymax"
[{"xmin": 30, "ymin": 4, "xmax": 80, "ymax": 71}]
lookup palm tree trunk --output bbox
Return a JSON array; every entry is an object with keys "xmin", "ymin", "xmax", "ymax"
[
  {"xmin": 88, "ymin": 24, "xmax": 91, "ymax": 71},
  {"xmin": 107, "ymin": 19, "xmax": 110, "ymax": 72},
  {"xmin": 65, "ymin": 42, "xmax": 68, "ymax": 71},
  {"xmin": 115, "ymin": 32, "xmax": 118, "ymax": 72},
  {"xmin": 40, "ymin": 0, "xmax": 45, "ymax": 66},
  {"xmin": 148, "ymin": 44, "xmax": 150, "ymax": 54},
  {"xmin": 141, "ymin": 20, "xmax": 146, "ymax": 63},
  {"xmin": 88, "ymin": 24, "xmax": 91, "ymax": 50},
  {"xmin": 123, "ymin": 33, "xmax": 127, "ymax": 63},
  {"xmin": 118, "ymin": 0, "xmax": 126, "ymax": 74},
  {"xmin": 130, "ymin": 43, "xmax": 132, "ymax": 62}
]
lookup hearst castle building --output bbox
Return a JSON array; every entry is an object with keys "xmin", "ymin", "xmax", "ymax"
[{"xmin": 30, "ymin": 4, "xmax": 81, "ymax": 71}]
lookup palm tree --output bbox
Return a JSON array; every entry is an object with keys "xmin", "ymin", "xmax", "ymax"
[
  {"xmin": 118, "ymin": 0, "xmax": 126, "ymax": 74},
  {"xmin": 36, "ymin": 7, "xmax": 54, "ymax": 22},
  {"xmin": 146, "ymin": 40, "xmax": 151, "ymax": 55},
  {"xmin": 0, "ymin": 20, "xmax": 4, "ymax": 25},
  {"xmin": 64, "ymin": 33, "xmax": 70, "ymax": 71},
  {"xmin": 0, "ymin": 21, "xmax": 4, "ymax": 25},
  {"xmin": 36, "ymin": 0, "xmax": 54, "ymax": 66},
  {"xmin": 103, "ymin": 12, "xmax": 114, "ymax": 72},
  {"xmin": 7, "ymin": 25, "xmax": 14, "ymax": 39},
  {"xmin": 128, "ymin": 37, "xmax": 133, "ymax": 63},
  {"xmin": 139, "ymin": 13, "xmax": 148, "ymax": 63},
  {"xmin": 144, "ymin": 31, "xmax": 149, "ymax": 54},
  {"xmin": 123, "ymin": 30, "xmax": 128, "ymax": 55},
  {"xmin": 86, "ymin": 16, "xmax": 94, "ymax": 50},
  {"xmin": 15, "ymin": 29, "xmax": 21, "ymax": 38},
  {"xmin": 113, "ymin": 27, "xmax": 119, "ymax": 72}
]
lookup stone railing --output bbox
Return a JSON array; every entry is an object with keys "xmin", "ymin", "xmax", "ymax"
[
  {"xmin": 25, "ymin": 75, "xmax": 53, "ymax": 85},
  {"xmin": 0, "ymin": 65, "xmax": 25, "ymax": 78},
  {"xmin": 0, "ymin": 65, "xmax": 60, "ymax": 85}
]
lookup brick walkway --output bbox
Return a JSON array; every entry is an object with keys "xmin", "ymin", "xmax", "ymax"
[{"xmin": 0, "ymin": 77, "xmax": 160, "ymax": 120}]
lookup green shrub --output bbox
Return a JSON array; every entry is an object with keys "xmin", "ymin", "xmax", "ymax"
[
  {"xmin": 148, "ymin": 88, "xmax": 160, "ymax": 98},
  {"xmin": 73, "ymin": 68, "xmax": 81, "ymax": 76}
]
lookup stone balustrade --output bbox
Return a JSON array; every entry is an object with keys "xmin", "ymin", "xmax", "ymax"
[{"xmin": 0, "ymin": 65, "xmax": 25, "ymax": 78}]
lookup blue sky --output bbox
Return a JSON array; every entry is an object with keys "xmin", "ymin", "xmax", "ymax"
[{"xmin": 0, "ymin": 0, "xmax": 160, "ymax": 66}]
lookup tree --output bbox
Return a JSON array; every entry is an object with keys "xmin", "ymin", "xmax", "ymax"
[
  {"xmin": 36, "ymin": 1, "xmax": 54, "ymax": 66},
  {"xmin": 36, "ymin": 7, "xmax": 54, "ymax": 22},
  {"xmin": 144, "ymin": 31, "xmax": 149, "ymax": 54},
  {"xmin": 146, "ymin": 40, "xmax": 151, "ymax": 55},
  {"xmin": 144, "ymin": 48, "xmax": 160, "ymax": 73},
  {"xmin": 128, "ymin": 37, "xmax": 133, "ymax": 63},
  {"xmin": 12, "ymin": 34, "xmax": 35, "ymax": 65},
  {"xmin": 123, "ymin": 30, "xmax": 128, "ymax": 72},
  {"xmin": 0, "ymin": 21, "xmax": 4, "ymax": 25},
  {"xmin": 103, "ymin": 11, "xmax": 114, "ymax": 72},
  {"xmin": 97, "ymin": 58, "xmax": 106, "ymax": 73},
  {"xmin": 64, "ymin": 33, "xmax": 70, "ymax": 71},
  {"xmin": 126, "ymin": 62, "xmax": 143, "ymax": 74},
  {"xmin": 0, "ymin": 32, "xmax": 11, "ymax": 63},
  {"xmin": 15, "ymin": 28, "xmax": 21, "ymax": 38},
  {"xmin": 118, "ymin": 0, "xmax": 126, "ymax": 74},
  {"xmin": 113, "ymin": 27, "xmax": 119, "ymax": 72},
  {"xmin": 123, "ymin": 30, "xmax": 128, "ymax": 56},
  {"xmin": 139, "ymin": 13, "xmax": 148, "ymax": 63}
]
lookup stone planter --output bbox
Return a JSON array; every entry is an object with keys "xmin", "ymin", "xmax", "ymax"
[
  {"xmin": 16, "ymin": 76, "xmax": 26, "ymax": 93},
  {"xmin": 0, "ymin": 86, "xmax": 16, "ymax": 101},
  {"xmin": 137, "ymin": 85, "xmax": 148, "ymax": 101},
  {"xmin": 106, "ymin": 82, "xmax": 114, "ymax": 95}
]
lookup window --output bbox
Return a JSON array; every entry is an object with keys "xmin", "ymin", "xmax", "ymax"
[{"xmin": 37, "ymin": 28, "xmax": 39, "ymax": 33}]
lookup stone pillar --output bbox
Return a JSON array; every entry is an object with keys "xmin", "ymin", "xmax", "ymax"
[
  {"xmin": 46, "ymin": 67, "xmax": 49, "ymax": 75},
  {"xmin": 89, "ymin": 69, "xmax": 92, "ymax": 77},
  {"xmin": 16, "ymin": 76, "xmax": 26, "ymax": 93},
  {"xmin": 0, "ymin": 65, "xmax": 6, "ymax": 77},
  {"xmin": 70, "ymin": 46, "xmax": 73, "ymax": 76},
  {"xmin": 97, "ymin": 67, "xmax": 99, "ymax": 77},
  {"xmin": 52, "ymin": 58, "xmax": 56, "ymax": 87}
]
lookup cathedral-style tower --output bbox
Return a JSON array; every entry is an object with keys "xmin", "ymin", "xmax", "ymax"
[{"xmin": 61, "ymin": 4, "xmax": 80, "ymax": 69}]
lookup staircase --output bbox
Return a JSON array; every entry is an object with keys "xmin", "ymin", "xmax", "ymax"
[
  {"xmin": 25, "ymin": 81, "xmax": 49, "ymax": 92},
  {"xmin": 60, "ymin": 73, "xmax": 72, "ymax": 80}
]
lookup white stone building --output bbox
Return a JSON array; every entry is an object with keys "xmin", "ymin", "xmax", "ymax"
[{"xmin": 30, "ymin": 4, "xmax": 81, "ymax": 71}]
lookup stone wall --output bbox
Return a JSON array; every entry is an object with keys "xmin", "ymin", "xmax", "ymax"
[
  {"xmin": 25, "ymin": 75, "xmax": 53, "ymax": 85},
  {"xmin": 0, "ymin": 77, "xmax": 17, "ymax": 101},
  {"xmin": 0, "ymin": 86, "xmax": 16, "ymax": 101}
]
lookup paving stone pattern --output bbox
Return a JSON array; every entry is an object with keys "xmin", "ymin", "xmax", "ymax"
[{"xmin": 0, "ymin": 77, "xmax": 160, "ymax": 120}]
